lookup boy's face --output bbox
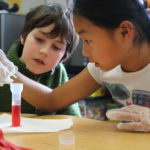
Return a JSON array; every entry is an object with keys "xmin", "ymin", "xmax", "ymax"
[
  {"xmin": 73, "ymin": 15, "xmax": 133, "ymax": 71},
  {"xmin": 20, "ymin": 24, "xmax": 67, "ymax": 74}
]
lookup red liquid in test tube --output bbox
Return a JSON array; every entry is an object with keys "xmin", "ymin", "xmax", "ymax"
[
  {"xmin": 12, "ymin": 105, "xmax": 21, "ymax": 126},
  {"xmin": 10, "ymin": 83, "xmax": 23, "ymax": 127}
]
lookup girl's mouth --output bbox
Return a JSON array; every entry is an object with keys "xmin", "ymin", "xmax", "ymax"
[{"xmin": 95, "ymin": 62, "xmax": 99, "ymax": 67}]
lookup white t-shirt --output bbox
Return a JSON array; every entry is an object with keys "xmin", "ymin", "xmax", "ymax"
[{"xmin": 87, "ymin": 63, "xmax": 150, "ymax": 107}]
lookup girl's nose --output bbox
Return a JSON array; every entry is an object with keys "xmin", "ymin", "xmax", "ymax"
[{"xmin": 82, "ymin": 45, "xmax": 90, "ymax": 57}]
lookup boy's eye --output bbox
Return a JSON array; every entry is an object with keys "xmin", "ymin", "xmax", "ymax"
[
  {"xmin": 35, "ymin": 37, "xmax": 43, "ymax": 42},
  {"xmin": 52, "ymin": 45, "xmax": 61, "ymax": 51},
  {"xmin": 84, "ymin": 40, "xmax": 92, "ymax": 44}
]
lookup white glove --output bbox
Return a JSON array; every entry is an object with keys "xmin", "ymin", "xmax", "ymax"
[
  {"xmin": 0, "ymin": 49, "xmax": 18, "ymax": 86},
  {"xmin": 106, "ymin": 105, "xmax": 150, "ymax": 132}
]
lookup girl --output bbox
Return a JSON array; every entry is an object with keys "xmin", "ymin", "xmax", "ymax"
[{"xmin": 1, "ymin": 0, "xmax": 150, "ymax": 132}]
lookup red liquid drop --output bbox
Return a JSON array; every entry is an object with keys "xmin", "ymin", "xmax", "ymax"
[{"xmin": 12, "ymin": 105, "xmax": 21, "ymax": 127}]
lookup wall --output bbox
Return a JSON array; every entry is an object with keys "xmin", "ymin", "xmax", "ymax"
[
  {"xmin": 46, "ymin": 0, "xmax": 67, "ymax": 6},
  {"xmin": 5, "ymin": 0, "xmax": 67, "ymax": 14},
  {"xmin": 21, "ymin": 0, "xmax": 46, "ymax": 14}
]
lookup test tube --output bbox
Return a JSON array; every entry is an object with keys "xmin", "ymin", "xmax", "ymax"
[{"xmin": 10, "ymin": 83, "xmax": 23, "ymax": 127}]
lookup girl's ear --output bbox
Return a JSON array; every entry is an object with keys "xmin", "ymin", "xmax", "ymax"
[
  {"xmin": 20, "ymin": 35, "xmax": 24, "ymax": 45},
  {"xmin": 119, "ymin": 21, "xmax": 135, "ymax": 39}
]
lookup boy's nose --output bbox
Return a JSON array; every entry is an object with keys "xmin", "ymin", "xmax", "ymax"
[{"xmin": 39, "ymin": 47, "xmax": 49, "ymax": 57}]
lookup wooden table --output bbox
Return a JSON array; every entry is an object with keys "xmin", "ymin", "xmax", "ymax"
[{"xmin": 4, "ymin": 115, "xmax": 150, "ymax": 150}]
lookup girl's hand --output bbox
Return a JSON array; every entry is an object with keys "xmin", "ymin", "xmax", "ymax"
[
  {"xmin": 106, "ymin": 105, "xmax": 150, "ymax": 132},
  {"xmin": 0, "ymin": 49, "xmax": 17, "ymax": 86}
]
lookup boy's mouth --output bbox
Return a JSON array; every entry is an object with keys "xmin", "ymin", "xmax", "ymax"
[{"xmin": 33, "ymin": 58, "xmax": 45, "ymax": 65}]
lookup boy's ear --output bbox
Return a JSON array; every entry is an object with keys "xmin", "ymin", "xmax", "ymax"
[
  {"xmin": 20, "ymin": 35, "xmax": 24, "ymax": 45},
  {"xmin": 60, "ymin": 53, "xmax": 68, "ymax": 63}
]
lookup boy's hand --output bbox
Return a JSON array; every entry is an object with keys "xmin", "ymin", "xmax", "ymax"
[
  {"xmin": 106, "ymin": 105, "xmax": 150, "ymax": 132},
  {"xmin": 0, "ymin": 49, "xmax": 18, "ymax": 86}
]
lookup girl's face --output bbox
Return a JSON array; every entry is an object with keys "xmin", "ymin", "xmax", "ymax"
[
  {"xmin": 20, "ymin": 24, "xmax": 67, "ymax": 74},
  {"xmin": 73, "ymin": 15, "xmax": 132, "ymax": 71}
]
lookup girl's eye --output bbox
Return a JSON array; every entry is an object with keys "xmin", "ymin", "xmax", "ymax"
[{"xmin": 84, "ymin": 40, "xmax": 92, "ymax": 44}]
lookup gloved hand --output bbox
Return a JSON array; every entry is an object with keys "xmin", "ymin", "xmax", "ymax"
[
  {"xmin": 0, "ymin": 49, "xmax": 18, "ymax": 86},
  {"xmin": 106, "ymin": 105, "xmax": 150, "ymax": 132}
]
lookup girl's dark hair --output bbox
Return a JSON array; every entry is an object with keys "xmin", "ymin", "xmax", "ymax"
[
  {"xmin": 71, "ymin": 0, "xmax": 150, "ymax": 45},
  {"xmin": 21, "ymin": 4, "xmax": 79, "ymax": 61}
]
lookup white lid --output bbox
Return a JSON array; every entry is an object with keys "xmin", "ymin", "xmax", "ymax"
[{"xmin": 10, "ymin": 83, "xmax": 23, "ymax": 93}]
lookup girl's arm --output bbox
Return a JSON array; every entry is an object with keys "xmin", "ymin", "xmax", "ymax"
[{"xmin": 15, "ymin": 67, "xmax": 100, "ymax": 112}]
